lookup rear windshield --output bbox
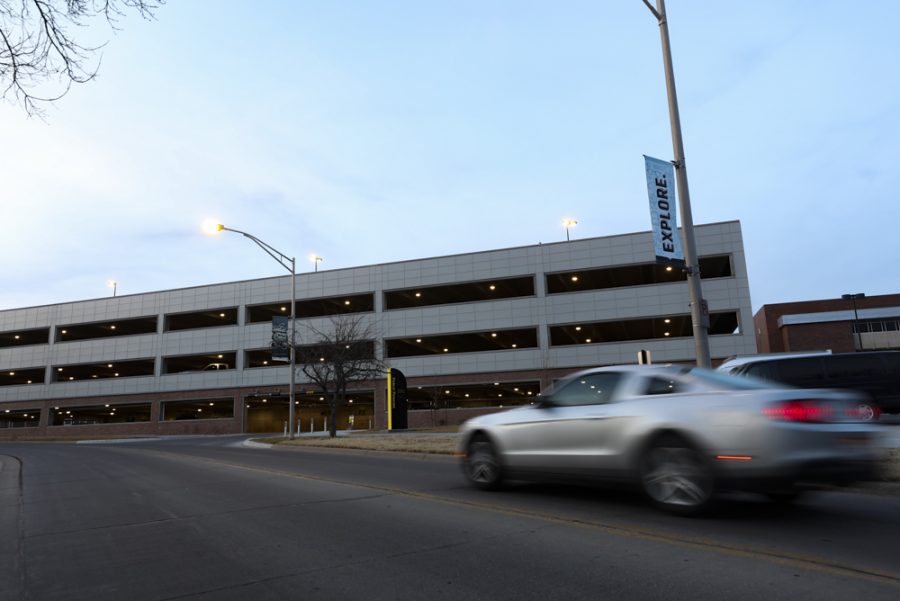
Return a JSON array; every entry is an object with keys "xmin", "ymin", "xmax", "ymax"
[{"xmin": 689, "ymin": 368, "xmax": 784, "ymax": 390}]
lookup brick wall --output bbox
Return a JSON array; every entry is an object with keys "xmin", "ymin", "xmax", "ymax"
[
  {"xmin": 755, "ymin": 293, "xmax": 900, "ymax": 353},
  {"xmin": 782, "ymin": 322, "xmax": 855, "ymax": 353}
]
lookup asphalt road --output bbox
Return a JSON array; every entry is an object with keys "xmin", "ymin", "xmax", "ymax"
[{"xmin": 2, "ymin": 435, "xmax": 899, "ymax": 601}]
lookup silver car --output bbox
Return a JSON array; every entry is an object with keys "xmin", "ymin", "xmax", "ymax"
[{"xmin": 460, "ymin": 365, "xmax": 880, "ymax": 514}]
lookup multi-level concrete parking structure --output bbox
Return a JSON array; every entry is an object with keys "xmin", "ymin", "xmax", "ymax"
[{"xmin": 0, "ymin": 221, "xmax": 755, "ymax": 437}]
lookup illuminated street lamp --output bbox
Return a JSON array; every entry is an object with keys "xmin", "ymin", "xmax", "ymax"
[
  {"xmin": 107, "ymin": 280, "xmax": 117, "ymax": 297},
  {"xmin": 562, "ymin": 218, "xmax": 578, "ymax": 241},
  {"xmin": 206, "ymin": 221, "xmax": 298, "ymax": 439},
  {"xmin": 310, "ymin": 254, "xmax": 324, "ymax": 272}
]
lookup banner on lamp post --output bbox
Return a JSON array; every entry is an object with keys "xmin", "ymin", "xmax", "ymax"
[
  {"xmin": 271, "ymin": 316, "xmax": 289, "ymax": 362},
  {"xmin": 644, "ymin": 155, "xmax": 684, "ymax": 265}
]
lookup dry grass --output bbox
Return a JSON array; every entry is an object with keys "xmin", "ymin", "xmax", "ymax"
[{"xmin": 274, "ymin": 432, "xmax": 460, "ymax": 455}]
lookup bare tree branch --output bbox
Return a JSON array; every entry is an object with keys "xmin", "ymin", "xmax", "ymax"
[
  {"xmin": 296, "ymin": 315, "xmax": 385, "ymax": 438},
  {"xmin": 0, "ymin": 0, "xmax": 162, "ymax": 115}
]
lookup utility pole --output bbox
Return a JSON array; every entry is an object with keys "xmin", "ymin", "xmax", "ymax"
[{"xmin": 642, "ymin": 0, "xmax": 711, "ymax": 367}]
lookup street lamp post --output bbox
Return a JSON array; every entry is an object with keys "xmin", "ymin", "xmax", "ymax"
[
  {"xmin": 562, "ymin": 219, "xmax": 578, "ymax": 241},
  {"xmin": 642, "ymin": 0, "xmax": 711, "ymax": 368},
  {"xmin": 310, "ymin": 255, "xmax": 323, "ymax": 272},
  {"xmin": 213, "ymin": 224, "xmax": 298, "ymax": 439},
  {"xmin": 107, "ymin": 280, "xmax": 117, "ymax": 297},
  {"xmin": 842, "ymin": 293, "xmax": 865, "ymax": 351}
]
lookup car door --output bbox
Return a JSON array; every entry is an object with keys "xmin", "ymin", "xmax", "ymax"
[{"xmin": 500, "ymin": 371, "xmax": 624, "ymax": 475}]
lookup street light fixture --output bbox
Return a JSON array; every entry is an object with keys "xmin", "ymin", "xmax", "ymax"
[
  {"xmin": 562, "ymin": 218, "xmax": 578, "ymax": 241},
  {"xmin": 642, "ymin": 0, "xmax": 711, "ymax": 368},
  {"xmin": 310, "ymin": 254, "xmax": 324, "ymax": 272},
  {"xmin": 842, "ymin": 293, "xmax": 866, "ymax": 351},
  {"xmin": 207, "ymin": 222, "xmax": 298, "ymax": 439},
  {"xmin": 107, "ymin": 280, "xmax": 117, "ymax": 297}
]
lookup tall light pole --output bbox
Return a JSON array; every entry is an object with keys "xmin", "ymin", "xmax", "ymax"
[
  {"xmin": 310, "ymin": 254, "xmax": 323, "ymax": 272},
  {"xmin": 642, "ymin": 0, "xmax": 711, "ymax": 368},
  {"xmin": 562, "ymin": 218, "xmax": 578, "ymax": 241},
  {"xmin": 842, "ymin": 293, "xmax": 865, "ymax": 351},
  {"xmin": 107, "ymin": 280, "xmax": 117, "ymax": 297},
  {"xmin": 207, "ymin": 222, "xmax": 298, "ymax": 439}
]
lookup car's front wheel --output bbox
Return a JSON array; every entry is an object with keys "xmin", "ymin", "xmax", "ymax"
[
  {"xmin": 464, "ymin": 434, "xmax": 504, "ymax": 491},
  {"xmin": 640, "ymin": 435, "xmax": 714, "ymax": 515}
]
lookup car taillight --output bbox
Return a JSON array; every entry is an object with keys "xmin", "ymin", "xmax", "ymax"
[{"xmin": 763, "ymin": 400, "xmax": 834, "ymax": 423}]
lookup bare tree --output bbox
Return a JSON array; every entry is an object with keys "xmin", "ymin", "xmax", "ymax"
[
  {"xmin": 0, "ymin": 0, "xmax": 162, "ymax": 115},
  {"xmin": 296, "ymin": 314, "xmax": 385, "ymax": 438}
]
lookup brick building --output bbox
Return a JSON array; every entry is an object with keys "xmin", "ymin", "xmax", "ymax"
[{"xmin": 754, "ymin": 293, "xmax": 900, "ymax": 354}]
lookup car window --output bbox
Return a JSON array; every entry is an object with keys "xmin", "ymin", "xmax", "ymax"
[
  {"xmin": 642, "ymin": 376, "xmax": 685, "ymax": 395},
  {"xmin": 743, "ymin": 361, "xmax": 779, "ymax": 381},
  {"xmin": 551, "ymin": 372, "xmax": 622, "ymax": 406},
  {"xmin": 777, "ymin": 358, "xmax": 824, "ymax": 385},
  {"xmin": 688, "ymin": 368, "xmax": 781, "ymax": 390},
  {"xmin": 882, "ymin": 353, "xmax": 900, "ymax": 373},
  {"xmin": 824, "ymin": 355, "xmax": 886, "ymax": 379}
]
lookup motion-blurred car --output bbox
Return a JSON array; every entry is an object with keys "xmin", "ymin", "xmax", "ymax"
[
  {"xmin": 719, "ymin": 351, "xmax": 900, "ymax": 418},
  {"xmin": 459, "ymin": 365, "xmax": 880, "ymax": 514}
]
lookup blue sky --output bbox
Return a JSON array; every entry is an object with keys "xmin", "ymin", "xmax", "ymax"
[{"xmin": 1, "ymin": 1, "xmax": 896, "ymax": 312}]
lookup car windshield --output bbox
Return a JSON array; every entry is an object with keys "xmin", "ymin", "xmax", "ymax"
[{"xmin": 688, "ymin": 368, "xmax": 784, "ymax": 390}]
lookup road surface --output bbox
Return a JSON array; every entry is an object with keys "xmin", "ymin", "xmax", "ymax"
[{"xmin": 1, "ymin": 435, "xmax": 899, "ymax": 600}]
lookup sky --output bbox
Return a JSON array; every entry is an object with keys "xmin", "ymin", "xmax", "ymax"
[{"xmin": 1, "ymin": 1, "xmax": 897, "ymax": 313}]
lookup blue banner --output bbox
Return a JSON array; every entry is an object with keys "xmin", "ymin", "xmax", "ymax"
[
  {"xmin": 271, "ymin": 316, "xmax": 289, "ymax": 362},
  {"xmin": 644, "ymin": 155, "xmax": 684, "ymax": 264}
]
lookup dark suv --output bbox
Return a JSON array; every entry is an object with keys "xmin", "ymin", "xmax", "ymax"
[{"xmin": 730, "ymin": 351, "xmax": 900, "ymax": 414}]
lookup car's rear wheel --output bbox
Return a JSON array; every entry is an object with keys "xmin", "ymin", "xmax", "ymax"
[
  {"xmin": 464, "ymin": 434, "xmax": 504, "ymax": 491},
  {"xmin": 640, "ymin": 435, "xmax": 714, "ymax": 515},
  {"xmin": 854, "ymin": 402, "xmax": 879, "ymax": 422}
]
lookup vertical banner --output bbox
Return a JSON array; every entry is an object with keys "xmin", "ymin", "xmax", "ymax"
[
  {"xmin": 271, "ymin": 316, "xmax": 289, "ymax": 362},
  {"xmin": 386, "ymin": 368, "xmax": 408, "ymax": 430},
  {"xmin": 644, "ymin": 155, "xmax": 685, "ymax": 265}
]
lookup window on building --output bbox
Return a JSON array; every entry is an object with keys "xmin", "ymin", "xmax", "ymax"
[
  {"xmin": 546, "ymin": 255, "xmax": 732, "ymax": 295},
  {"xmin": 162, "ymin": 352, "xmax": 237, "ymax": 375},
  {"xmin": 0, "ymin": 367, "xmax": 45, "ymax": 387},
  {"xmin": 386, "ymin": 328, "xmax": 538, "ymax": 358},
  {"xmin": 296, "ymin": 341, "xmax": 376, "ymax": 363},
  {"xmin": 407, "ymin": 381, "xmax": 541, "ymax": 410},
  {"xmin": 549, "ymin": 312, "xmax": 739, "ymax": 346},
  {"xmin": 52, "ymin": 359, "xmax": 155, "ymax": 382},
  {"xmin": 246, "ymin": 293, "xmax": 375, "ymax": 324},
  {"xmin": 50, "ymin": 403, "xmax": 152, "ymax": 426},
  {"xmin": 0, "ymin": 408, "xmax": 41, "ymax": 428},
  {"xmin": 161, "ymin": 399, "xmax": 234, "ymax": 421},
  {"xmin": 0, "ymin": 327, "xmax": 50, "ymax": 348},
  {"xmin": 853, "ymin": 319, "xmax": 900, "ymax": 334},
  {"xmin": 165, "ymin": 307, "xmax": 238, "ymax": 332},
  {"xmin": 245, "ymin": 349, "xmax": 281, "ymax": 368},
  {"xmin": 384, "ymin": 276, "xmax": 535, "ymax": 310},
  {"xmin": 56, "ymin": 316, "xmax": 158, "ymax": 342}
]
